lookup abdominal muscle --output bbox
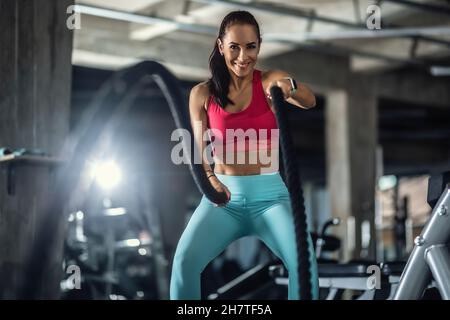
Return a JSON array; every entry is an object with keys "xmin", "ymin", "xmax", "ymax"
[{"xmin": 212, "ymin": 149, "xmax": 279, "ymax": 176}]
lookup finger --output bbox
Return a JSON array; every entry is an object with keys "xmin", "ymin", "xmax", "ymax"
[
  {"xmin": 215, "ymin": 203, "xmax": 226, "ymax": 207},
  {"xmin": 266, "ymin": 82, "xmax": 275, "ymax": 97}
]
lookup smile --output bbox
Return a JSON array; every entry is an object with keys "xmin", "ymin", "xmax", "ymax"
[{"xmin": 235, "ymin": 62, "xmax": 249, "ymax": 69}]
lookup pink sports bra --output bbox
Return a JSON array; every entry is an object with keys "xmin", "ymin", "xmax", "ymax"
[{"xmin": 206, "ymin": 69, "xmax": 278, "ymax": 157}]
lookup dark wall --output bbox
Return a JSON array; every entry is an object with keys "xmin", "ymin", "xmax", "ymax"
[{"xmin": 0, "ymin": 0, "xmax": 74, "ymax": 298}]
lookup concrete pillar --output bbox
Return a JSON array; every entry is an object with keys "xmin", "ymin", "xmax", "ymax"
[
  {"xmin": 325, "ymin": 79, "xmax": 377, "ymax": 262},
  {"xmin": 0, "ymin": 0, "xmax": 73, "ymax": 298}
]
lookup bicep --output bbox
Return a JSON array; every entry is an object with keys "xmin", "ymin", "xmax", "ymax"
[{"xmin": 188, "ymin": 86, "xmax": 209, "ymax": 147}]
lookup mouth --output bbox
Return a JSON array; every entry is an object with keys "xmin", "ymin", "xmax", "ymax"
[{"xmin": 234, "ymin": 62, "xmax": 250, "ymax": 70}]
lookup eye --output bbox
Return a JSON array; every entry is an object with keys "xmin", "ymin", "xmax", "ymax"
[
  {"xmin": 247, "ymin": 44, "xmax": 256, "ymax": 49},
  {"xmin": 230, "ymin": 45, "xmax": 238, "ymax": 50}
]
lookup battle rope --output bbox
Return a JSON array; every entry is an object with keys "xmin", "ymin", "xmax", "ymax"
[
  {"xmin": 270, "ymin": 86, "xmax": 313, "ymax": 300},
  {"xmin": 20, "ymin": 61, "xmax": 312, "ymax": 300}
]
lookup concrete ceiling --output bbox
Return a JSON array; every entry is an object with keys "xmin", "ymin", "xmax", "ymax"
[{"xmin": 72, "ymin": 0, "xmax": 450, "ymax": 80}]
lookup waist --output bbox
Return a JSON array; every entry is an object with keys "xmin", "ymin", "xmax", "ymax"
[{"xmin": 214, "ymin": 171, "xmax": 289, "ymax": 200}]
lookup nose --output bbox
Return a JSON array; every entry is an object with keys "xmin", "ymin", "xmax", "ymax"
[{"xmin": 238, "ymin": 48, "xmax": 248, "ymax": 62}]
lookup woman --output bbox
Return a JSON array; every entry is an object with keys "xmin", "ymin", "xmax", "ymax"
[{"xmin": 170, "ymin": 10, "xmax": 319, "ymax": 300}]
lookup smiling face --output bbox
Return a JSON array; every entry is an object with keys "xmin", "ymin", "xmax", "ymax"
[{"xmin": 218, "ymin": 23, "xmax": 260, "ymax": 79}]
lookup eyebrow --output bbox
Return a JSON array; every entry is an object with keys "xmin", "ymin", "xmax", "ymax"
[{"xmin": 229, "ymin": 41, "xmax": 257, "ymax": 45}]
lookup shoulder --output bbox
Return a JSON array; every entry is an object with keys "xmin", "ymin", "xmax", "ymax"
[
  {"xmin": 190, "ymin": 81, "xmax": 210, "ymax": 99},
  {"xmin": 189, "ymin": 81, "xmax": 210, "ymax": 111}
]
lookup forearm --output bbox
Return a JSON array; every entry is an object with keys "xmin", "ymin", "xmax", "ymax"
[
  {"xmin": 197, "ymin": 137, "xmax": 214, "ymax": 175},
  {"xmin": 289, "ymin": 82, "xmax": 316, "ymax": 109},
  {"xmin": 190, "ymin": 116, "xmax": 213, "ymax": 175},
  {"xmin": 202, "ymin": 160, "xmax": 214, "ymax": 174}
]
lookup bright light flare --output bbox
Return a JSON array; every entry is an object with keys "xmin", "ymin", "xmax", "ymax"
[{"xmin": 90, "ymin": 160, "xmax": 122, "ymax": 190}]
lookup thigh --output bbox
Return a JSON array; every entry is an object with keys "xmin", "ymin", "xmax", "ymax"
[
  {"xmin": 251, "ymin": 200, "xmax": 297, "ymax": 262},
  {"xmin": 252, "ymin": 200, "xmax": 319, "ymax": 297},
  {"xmin": 174, "ymin": 197, "xmax": 247, "ymax": 267}
]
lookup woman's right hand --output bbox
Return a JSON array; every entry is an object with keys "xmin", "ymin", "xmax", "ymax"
[{"xmin": 208, "ymin": 175, "xmax": 231, "ymax": 206}]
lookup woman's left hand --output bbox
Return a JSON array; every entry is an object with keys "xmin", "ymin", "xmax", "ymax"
[{"xmin": 266, "ymin": 78, "xmax": 293, "ymax": 101}]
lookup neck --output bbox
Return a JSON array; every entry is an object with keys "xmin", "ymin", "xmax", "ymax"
[{"xmin": 229, "ymin": 69, "xmax": 253, "ymax": 91}]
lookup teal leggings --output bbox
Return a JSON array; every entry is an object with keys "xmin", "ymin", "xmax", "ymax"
[{"xmin": 170, "ymin": 172, "xmax": 319, "ymax": 300}]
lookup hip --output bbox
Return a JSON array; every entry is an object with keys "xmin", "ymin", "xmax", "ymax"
[{"xmin": 212, "ymin": 171, "xmax": 289, "ymax": 203}]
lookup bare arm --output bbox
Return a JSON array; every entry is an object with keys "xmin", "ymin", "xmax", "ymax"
[
  {"xmin": 189, "ymin": 83, "xmax": 231, "ymax": 204},
  {"xmin": 188, "ymin": 83, "xmax": 213, "ymax": 174},
  {"xmin": 264, "ymin": 69, "xmax": 316, "ymax": 109}
]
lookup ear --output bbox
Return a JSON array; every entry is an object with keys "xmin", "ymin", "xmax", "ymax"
[{"xmin": 217, "ymin": 39, "xmax": 223, "ymax": 55}]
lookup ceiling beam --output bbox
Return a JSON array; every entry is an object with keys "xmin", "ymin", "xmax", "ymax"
[
  {"xmin": 383, "ymin": 0, "xmax": 450, "ymax": 17},
  {"xmin": 74, "ymin": 4, "xmax": 217, "ymax": 35},
  {"xmin": 192, "ymin": 0, "xmax": 450, "ymax": 48}
]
